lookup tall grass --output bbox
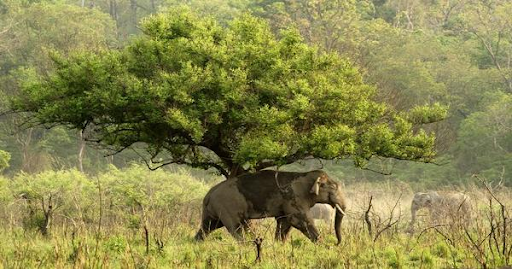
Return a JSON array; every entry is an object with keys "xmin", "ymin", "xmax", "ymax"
[{"xmin": 0, "ymin": 166, "xmax": 511, "ymax": 268}]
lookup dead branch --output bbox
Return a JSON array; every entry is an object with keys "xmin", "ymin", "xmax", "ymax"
[
  {"xmin": 365, "ymin": 196, "xmax": 373, "ymax": 236},
  {"xmin": 473, "ymin": 174, "xmax": 509, "ymax": 262},
  {"xmin": 464, "ymin": 226, "xmax": 488, "ymax": 268},
  {"xmin": 416, "ymin": 224, "xmax": 448, "ymax": 242},
  {"xmin": 434, "ymin": 226, "xmax": 455, "ymax": 247},
  {"xmin": 374, "ymin": 219, "xmax": 400, "ymax": 242},
  {"xmin": 373, "ymin": 193, "xmax": 403, "ymax": 242}
]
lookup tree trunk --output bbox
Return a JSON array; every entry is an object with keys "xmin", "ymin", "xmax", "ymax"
[
  {"xmin": 16, "ymin": 127, "xmax": 34, "ymax": 173},
  {"xmin": 130, "ymin": 0, "xmax": 138, "ymax": 30},
  {"xmin": 40, "ymin": 196, "xmax": 53, "ymax": 236},
  {"xmin": 78, "ymin": 130, "xmax": 85, "ymax": 173},
  {"xmin": 150, "ymin": 0, "xmax": 156, "ymax": 12},
  {"xmin": 109, "ymin": 0, "xmax": 118, "ymax": 22}
]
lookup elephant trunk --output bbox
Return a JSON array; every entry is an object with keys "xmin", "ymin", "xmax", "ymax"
[
  {"xmin": 410, "ymin": 204, "xmax": 419, "ymax": 224},
  {"xmin": 407, "ymin": 204, "xmax": 419, "ymax": 233},
  {"xmin": 334, "ymin": 204, "xmax": 345, "ymax": 245}
]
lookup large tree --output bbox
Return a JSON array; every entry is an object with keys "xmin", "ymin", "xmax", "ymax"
[{"xmin": 11, "ymin": 9, "xmax": 446, "ymax": 178}]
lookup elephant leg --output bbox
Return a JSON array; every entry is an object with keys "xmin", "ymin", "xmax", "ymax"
[
  {"xmin": 226, "ymin": 224, "xmax": 245, "ymax": 241},
  {"xmin": 241, "ymin": 220, "xmax": 255, "ymax": 238},
  {"xmin": 407, "ymin": 208, "xmax": 418, "ymax": 233},
  {"xmin": 430, "ymin": 208, "xmax": 443, "ymax": 224},
  {"xmin": 195, "ymin": 217, "xmax": 224, "ymax": 241},
  {"xmin": 219, "ymin": 215, "xmax": 245, "ymax": 241},
  {"xmin": 275, "ymin": 217, "xmax": 292, "ymax": 241},
  {"xmin": 288, "ymin": 213, "xmax": 319, "ymax": 242}
]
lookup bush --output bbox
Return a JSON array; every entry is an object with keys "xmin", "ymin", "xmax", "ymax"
[
  {"xmin": 101, "ymin": 164, "xmax": 210, "ymax": 208},
  {"xmin": 0, "ymin": 149, "xmax": 10, "ymax": 172},
  {"xmin": 10, "ymin": 169, "xmax": 93, "ymax": 234},
  {"xmin": 3, "ymin": 164, "xmax": 214, "ymax": 235}
]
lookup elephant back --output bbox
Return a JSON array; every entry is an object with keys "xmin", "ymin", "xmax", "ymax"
[{"xmin": 235, "ymin": 170, "xmax": 313, "ymax": 212}]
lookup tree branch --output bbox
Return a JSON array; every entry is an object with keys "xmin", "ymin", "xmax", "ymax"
[{"xmin": 131, "ymin": 147, "xmax": 229, "ymax": 178}]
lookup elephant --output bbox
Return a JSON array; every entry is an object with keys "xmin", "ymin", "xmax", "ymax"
[
  {"xmin": 194, "ymin": 170, "xmax": 347, "ymax": 244},
  {"xmin": 408, "ymin": 191, "xmax": 471, "ymax": 231},
  {"xmin": 310, "ymin": 203, "xmax": 335, "ymax": 227}
]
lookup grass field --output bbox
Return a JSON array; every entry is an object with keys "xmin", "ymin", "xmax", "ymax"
[{"xmin": 0, "ymin": 166, "xmax": 511, "ymax": 268}]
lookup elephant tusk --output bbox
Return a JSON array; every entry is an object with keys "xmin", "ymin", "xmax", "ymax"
[{"xmin": 335, "ymin": 204, "xmax": 346, "ymax": 215}]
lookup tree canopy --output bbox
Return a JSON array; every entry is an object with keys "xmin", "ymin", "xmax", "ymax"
[{"xmin": 11, "ymin": 9, "xmax": 446, "ymax": 178}]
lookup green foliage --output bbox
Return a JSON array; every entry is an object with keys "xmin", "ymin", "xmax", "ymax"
[
  {"xmin": 11, "ymin": 9, "xmax": 444, "ymax": 177},
  {"xmin": 0, "ymin": 176, "xmax": 11, "ymax": 203},
  {"xmin": 0, "ymin": 1, "xmax": 116, "ymax": 73},
  {"xmin": 459, "ymin": 0, "xmax": 512, "ymax": 73},
  {"xmin": 1, "ymin": 0, "xmax": 510, "ymax": 184},
  {"xmin": 104, "ymin": 235, "xmax": 127, "ymax": 253},
  {"xmin": 12, "ymin": 169, "xmax": 91, "ymax": 206},
  {"xmin": 455, "ymin": 92, "xmax": 512, "ymax": 182},
  {"xmin": 0, "ymin": 149, "xmax": 10, "ymax": 172},
  {"xmin": 162, "ymin": 0, "xmax": 249, "ymax": 24},
  {"xmin": 407, "ymin": 103, "xmax": 448, "ymax": 125},
  {"xmin": 4, "ymin": 165, "xmax": 211, "ymax": 234},
  {"xmin": 4, "ymin": 0, "xmax": 512, "ymax": 266},
  {"xmin": 102, "ymin": 164, "xmax": 209, "ymax": 208},
  {"xmin": 250, "ymin": 0, "xmax": 512, "ymax": 184},
  {"xmin": 0, "ymin": 0, "xmax": 118, "ymax": 173}
]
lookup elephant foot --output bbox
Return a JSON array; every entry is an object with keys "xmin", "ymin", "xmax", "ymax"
[
  {"xmin": 194, "ymin": 230, "xmax": 206, "ymax": 241},
  {"xmin": 308, "ymin": 231, "xmax": 320, "ymax": 243},
  {"xmin": 195, "ymin": 217, "xmax": 224, "ymax": 241},
  {"xmin": 226, "ymin": 225, "xmax": 246, "ymax": 242},
  {"xmin": 275, "ymin": 217, "xmax": 292, "ymax": 242},
  {"xmin": 298, "ymin": 224, "xmax": 320, "ymax": 243}
]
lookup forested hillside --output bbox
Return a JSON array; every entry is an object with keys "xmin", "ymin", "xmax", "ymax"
[{"xmin": 1, "ymin": 0, "xmax": 511, "ymax": 186}]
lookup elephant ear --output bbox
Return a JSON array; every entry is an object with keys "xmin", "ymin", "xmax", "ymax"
[{"xmin": 310, "ymin": 177, "xmax": 321, "ymax": 195}]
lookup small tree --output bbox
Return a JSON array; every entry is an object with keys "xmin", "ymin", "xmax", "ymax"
[
  {"xmin": 12, "ymin": 170, "xmax": 93, "ymax": 236},
  {"xmin": 11, "ymin": 9, "xmax": 446, "ymax": 178}
]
